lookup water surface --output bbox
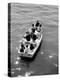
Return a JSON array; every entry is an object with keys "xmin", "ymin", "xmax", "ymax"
[{"xmin": 10, "ymin": 3, "xmax": 58, "ymax": 77}]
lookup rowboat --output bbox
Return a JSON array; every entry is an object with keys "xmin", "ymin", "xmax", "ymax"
[{"xmin": 18, "ymin": 20, "xmax": 43, "ymax": 58}]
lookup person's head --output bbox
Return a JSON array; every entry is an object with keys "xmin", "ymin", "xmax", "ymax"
[
  {"xmin": 32, "ymin": 23, "xmax": 34, "ymax": 27},
  {"xmin": 35, "ymin": 20, "xmax": 40, "ymax": 27},
  {"xmin": 39, "ymin": 24, "xmax": 42, "ymax": 27}
]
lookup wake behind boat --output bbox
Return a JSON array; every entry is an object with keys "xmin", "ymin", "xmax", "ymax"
[{"xmin": 18, "ymin": 20, "xmax": 43, "ymax": 58}]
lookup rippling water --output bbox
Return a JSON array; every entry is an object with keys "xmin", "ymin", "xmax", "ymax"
[{"xmin": 10, "ymin": 3, "xmax": 58, "ymax": 77}]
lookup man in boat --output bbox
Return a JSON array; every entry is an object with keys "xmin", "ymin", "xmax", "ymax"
[
  {"xmin": 35, "ymin": 20, "xmax": 42, "ymax": 32},
  {"xmin": 18, "ymin": 21, "xmax": 42, "ymax": 56}
]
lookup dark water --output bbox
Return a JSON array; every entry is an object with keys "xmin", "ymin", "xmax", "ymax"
[{"xmin": 10, "ymin": 3, "xmax": 58, "ymax": 77}]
